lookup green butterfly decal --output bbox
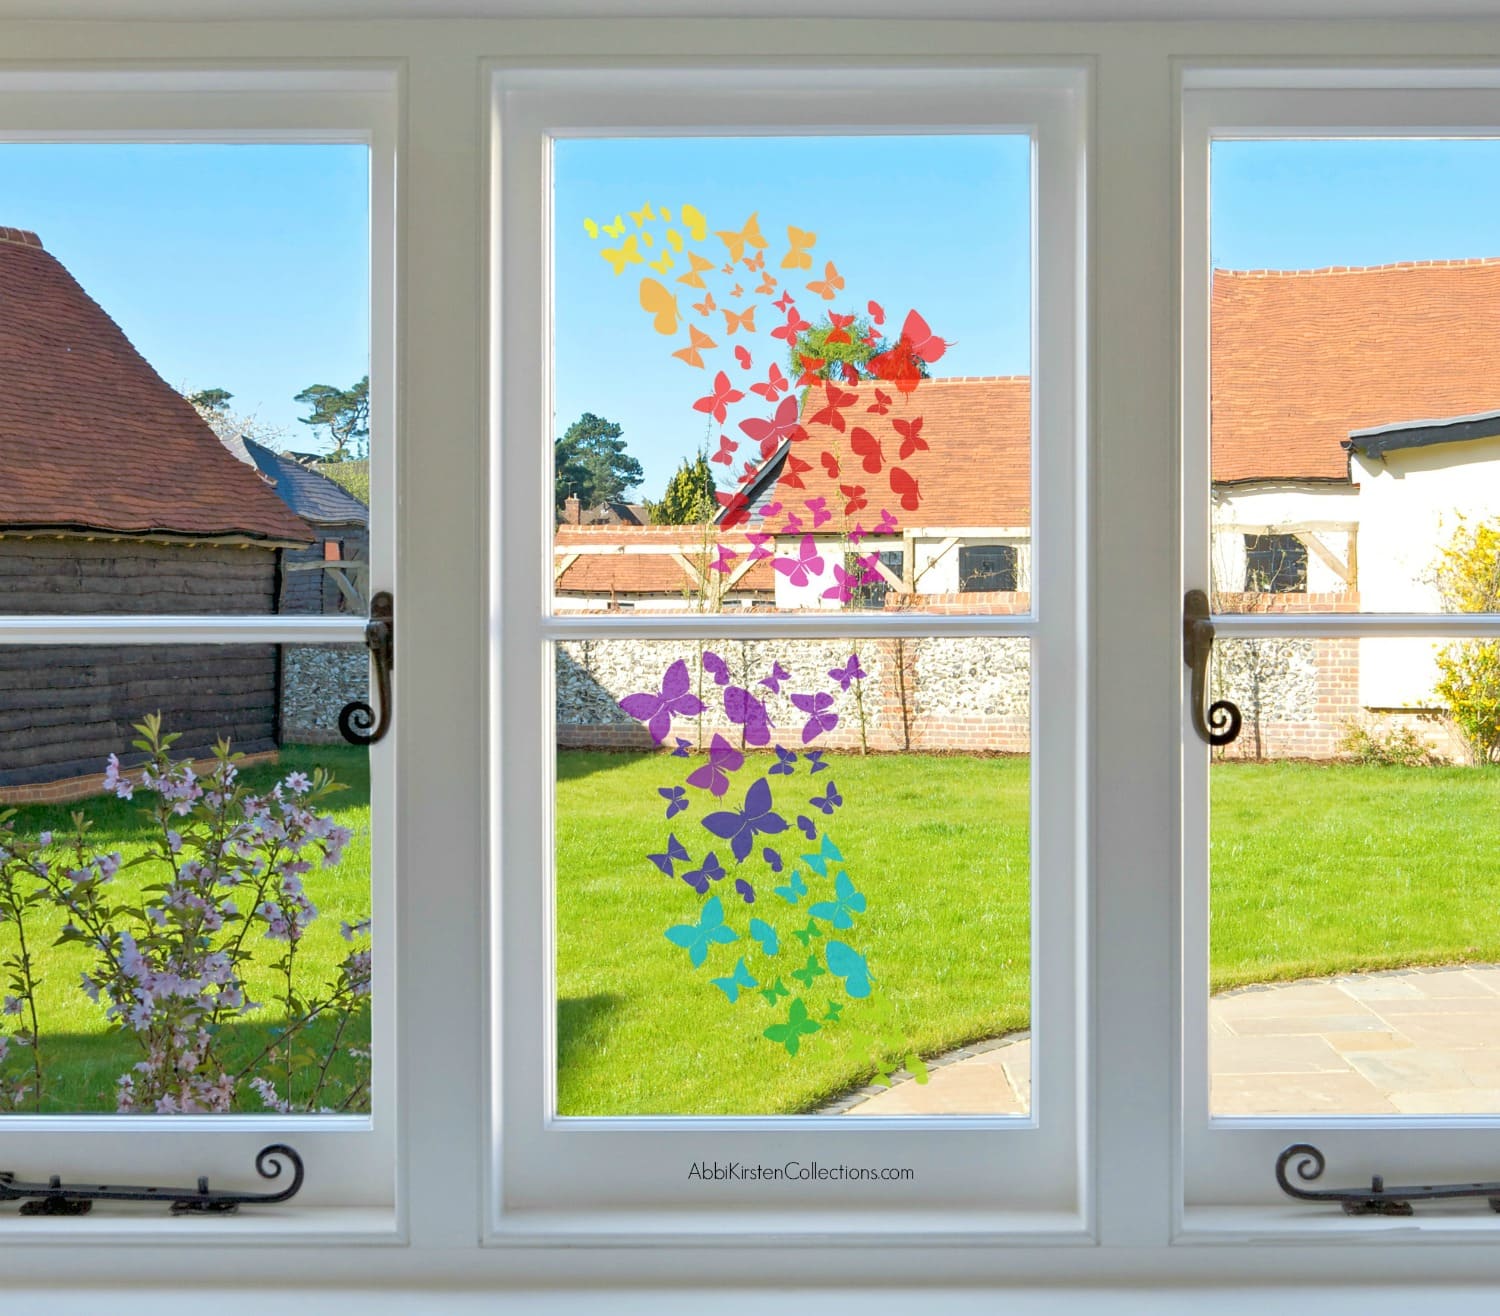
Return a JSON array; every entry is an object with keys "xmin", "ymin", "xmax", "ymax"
[
  {"xmin": 748, "ymin": 917, "xmax": 779, "ymax": 956},
  {"xmin": 800, "ymin": 835, "xmax": 845, "ymax": 878},
  {"xmin": 824, "ymin": 939, "xmax": 872, "ymax": 998},
  {"xmin": 791, "ymin": 953, "xmax": 826, "ymax": 989},
  {"xmin": 664, "ymin": 894, "xmax": 739, "ymax": 968},
  {"xmin": 809, "ymin": 871, "xmax": 866, "ymax": 930},
  {"xmin": 758, "ymin": 976, "xmax": 790, "ymax": 1006},
  {"xmin": 822, "ymin": 1000, "xmax": 844, "ymax": 1023},
  {"xmin": 763, "ymin": 997, "xmax": 821, "ymax": 1056},
  {"xmin": 792, "ymin": 918, "xmax": 823, "ymax": 947},
  {"xmin": 710, "ymin": 956, "xmax": 758, "ymax": 1003},
  {"xmin": 773, "ymin": 871, "xmax": 808, "ymax": 905}
]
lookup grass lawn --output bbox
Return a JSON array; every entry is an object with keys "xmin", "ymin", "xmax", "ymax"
[
  {"xmin": 558, "ymin": 751, "xmax": 1500, "ymax": 1117},
  {"xmin": 0, "ymin": 744, "xmax": 371, "ymax": 1115}
]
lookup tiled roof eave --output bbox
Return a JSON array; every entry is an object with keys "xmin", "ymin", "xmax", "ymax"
[{"xmin": 0, "ymin": 522, "xmax": 313, "ymax": 549}]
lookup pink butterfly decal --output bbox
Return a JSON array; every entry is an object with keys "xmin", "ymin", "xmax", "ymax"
[
  {"xmin": 779, "ymin": 512, "xmax": 805, "ymax": 536},
  {"xmin": 773, "ymin": 535, "xmax": 824, "ymax": 587},
  {"xmin": 709, "ymin": 543, "xmax": 738, "ymax": 574},
  {"xmin": 745, "ymin": 532, "xmax": 774, "ymax": 562},
  {"xmin": 804, "ymin": 496, "xmax": 831, "ymax": 529},
  {"xmin": 821, "ymin": 562, "xmax": 858, "ymax": 603},
  {"xmin": 874, "ymin": 509, "xmax": 899, "ymax": 535}
]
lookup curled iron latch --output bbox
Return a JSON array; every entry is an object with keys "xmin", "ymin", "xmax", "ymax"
[
  {"xmin": 1277, "ymin": 1142, "xmax": 1500, "ymax": 1217},
  {"xmin": 1183, "ymin": 588, "xmax": 1242, "ymax": 747},
  {"xmin": 0, "ymin": 1143, "xmax": 304, "ymax": 1216},
  {"xmin": 340, "ymin": 590, "xmax": 394, "ymax": 747}
]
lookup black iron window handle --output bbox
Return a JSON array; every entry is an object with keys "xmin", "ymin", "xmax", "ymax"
[
  {"xmin": 0, "ymin": 1144, "xmax": 304, "ymax": 1216},
  {"xmin": 1184, "ymin": 588, "xmax": 1243, "ymax": 747},
  {"xmin": 340, "ymin": 589, "xmax": 394, "ymax": 746},
  {"xmin": 1277, "ymin": 1142, "xmax": 1500, "ymax": 1216}
]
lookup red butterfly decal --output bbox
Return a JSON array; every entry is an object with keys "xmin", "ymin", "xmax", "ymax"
[
  {"xmin": 734, "ymin": 344, "xmax": 752, "ymax": 369},
  {"xmin": 750, "ymin": 362, "xmax": 789, "ymax": 402},
  {"xmin": 840, "ymin": 483, "xmax": 868, "ymax": 515},
  {"xmin": 795, "ymin": 354, "xmax": 825, "ymax": 388},
  {"xmin": 774, "ymin": 290, "xmax": 795, "ymax": 312},
  {"xmin": 892, "ymin": 416, "xmax": 928, "ymax": 461},
  {"xmin": 810, "ymin": 382, "xmax": 857, "ymax": 433},
  {"xmin": 849, "ymin": 426, "xmax": 885, "ymax": 475},
  {"xmin": 693, "ymin": 370, "xmax": 745, "ymax": 424},
  {"xmin": 820, "ymin": 451, "xmax": 840, "ymax": 479},
  {"xmin": 716, "ymin": 488, "xmax": 752, "ymax": 527},
  {"xmin": 778, "ymin": 452, "xmax": 813, "ymax": 490},
  {"xmin": 771, "ymin": 305, "xmax": 813, "ymax": 345},
  {"xmin": 869, "ymin": 309, "xmax": 950, "ymax": 394},
  {"xmin": 867, "ymin": 299, "xmax": 885, "ymax": 326},
  {"xmin": 824, "ymin": 311, "xmax": 856, "ymax": 346},
  {"xmin": 739, "ymin": 395, "xmax": 807, "ymax": 459},
  {"xmin": 840, "ymin": 361, "xmax": 861, "ymax": 386},
  {"xmin": 711, "ymin": 433, "xmax": 739, "ymax": 465},
  {"xmin": 889, "ymin": 465, "xmax": 921, "ymax": 512},
  {"xmin": 866, "ymin": 388, "xmax": 893, "ymax": 415}
]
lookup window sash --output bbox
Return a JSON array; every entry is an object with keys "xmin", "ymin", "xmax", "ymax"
[{"xmin": 489, "ymin": 64, "xmax": 1089, "ymax": 1235}]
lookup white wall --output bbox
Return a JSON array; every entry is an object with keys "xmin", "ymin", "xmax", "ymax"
[{"xmin": 1209, "ymin": 483, "xmax": 1357, "ymax": 597}]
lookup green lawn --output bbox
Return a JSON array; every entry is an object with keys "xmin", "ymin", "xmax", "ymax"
[
  {"xmin": 558, "ymin": 751, "xmax": 1500, "ymax": 1116},
  {"xmin": 0, "ymin": 745, "xmax": 371, "ymax": 1114}
]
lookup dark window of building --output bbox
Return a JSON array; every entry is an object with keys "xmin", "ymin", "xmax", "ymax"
[
  {"xmin": 850, "ymin": 550, "xmax": 904, "ymax": 609},
  {"xmin": 1243, "ymin": 533, "xmax": 1308, "ymax": 592},
  {"xmin": 959, "ymin": 544, "xmax": 1018, "ymax": 593}
]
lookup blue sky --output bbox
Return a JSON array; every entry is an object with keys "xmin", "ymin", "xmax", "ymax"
[{"xmin": 0, "ymin": 143, "xmax": 369, "ymax": 454}]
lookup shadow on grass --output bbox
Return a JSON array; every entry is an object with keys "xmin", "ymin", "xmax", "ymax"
[
  {"xmin": 555, "ymin": 750, "xmax": 656, "ymax": 784},
  {"xmin": 557, "ymin": 992, "xmax": 624, "ymax": 1083}
]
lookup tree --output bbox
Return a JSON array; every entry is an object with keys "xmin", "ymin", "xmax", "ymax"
[
  {"xmin": 294, "ymin": 375, "xmax": 370, "ymax": 461},
  {"xmin": 650, "ymin": 449, "xmax": 717, "ymax": 524},
  {"xmin": 187, "ymin": 386, "xmax": 234, "ymax": 414},
  {"xmin": 1432, "ymin": 515, "xmax": 1500, "ymax": 764},
  {"xmin": 182, "ymin": 386, "xmax": 293, "ymax": 453},
  {"xmin": 787, "ymin": 312, "xmax": 886, "ymax": 387},
  {"xmin": 554, "ymin": 412, "xmax": 642, "ymax": 515}
]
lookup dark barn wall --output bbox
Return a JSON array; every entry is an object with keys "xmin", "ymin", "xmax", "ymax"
[
  {"xmin": 278, "ymin": 524, "xmax": 369, "ymax": 615},
  {"xmin": 0, "ymin": 538, "xmax": 280, "ymax": 787}
]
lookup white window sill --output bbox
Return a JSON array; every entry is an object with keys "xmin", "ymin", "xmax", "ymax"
[
  {"xmin": 1178, "ymin": 1203, "xmax": 1500, "ymax": 1244},
  {"xmin": 0, "ymin": 1203, "xmax": 400, "ymax": 1246}
]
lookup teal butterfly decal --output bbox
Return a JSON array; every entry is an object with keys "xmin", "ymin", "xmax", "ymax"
[
  {"xmin": 711, "ymin": 956, "xmax": 758, "ymax": 1002},
  {"xmin": 791, "ymin": 953, "xmax": 826, "ymax": 989},
  {"xmin": 664, "ymin": 893, "xmax": 739, "ymax": 967},
  {"xmin": 759, "ymin": 976, "xmax": 790, "ymax": 1006},
  {"xmin": 824, "ymin": 939, "xmax": 873, "ymax": 998},
  {"xmin": 809, "ymin": 871, "xmax": 866, "ymax": 930},
  {"xmin": 749, "ymin": 917, "xmax": 779, "ymax": 956},
  {"xmin": 763, "ymin": 997, "xmax": 821, "ymax": 1056},
  {"xmin": 822, "ymin": 1000, "xmax": 844, "ymax": 1023},
  {"xmin": 792, "ymin": 918, "xmax": 823, "ymax": 947},
  {"xmin": 800, "ymin": 835, "xmax": 845, "ymax": 878},
  {"xmin": 773, "ymin": 871, "xmax": 808, "ymax": 905}
]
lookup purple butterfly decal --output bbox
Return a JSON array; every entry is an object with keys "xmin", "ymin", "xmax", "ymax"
[
  {"xmin": 702, "ymin": 650, "xmax": 731, "ymax": 687},
  {"xmin": 659, "ymin": 785, "xmax": 688, "ymax": 819},
  {"xmin": 796, "ymin": 814, "xmax": 818, "ymax": 840},
  {"xmin": 762, "ymin": 846, "xmax": 784, "ymax": 873},
  {"xmin": 769, "ymin": 745, "xmax": 798, "ymax": 776},
  {"xmin": 682, "ymin": 851, "xmax": 726, "ymax": 895},
  {"xmin": 701, "ymin": 777, "xmax": 788, "ymax": 863},
  {"xmin": 790, "ymin": 690, "xmax": 839, "ymax": 743},
  {"xmin": 804, "ymin": 750, "xmax": 828, "ymax": 773},
  {"xmin": 735, "ymin": 878, "xmax": 756, "ymax": 904},
  {"xmin": 648, "ymin": 833, "xmax": 690, "ymax": 877},
  {"xmin": 686, "ymin": 733, "xmax": 745, "ymax": 797},
  {"xmin": 724, "ymin": 685, "xmax": 773, "ymax": 747},
  {"xmin": 829, "ymin": 655, "xmax": 867, "ymax": 691},
  {"xmin": 618, "ymin": 659, "xmax": 706, "ymax": 745},
  {"xmin": 808, "ymin": 780, "xmax": 842, "ymax": 815},
  {"xmin": 759, "ymin": 661, "xmax": 791, "ymax": 694},
  {"xmin": 671, "ymin": 737, "xmax": 692, "ymax": 758}
]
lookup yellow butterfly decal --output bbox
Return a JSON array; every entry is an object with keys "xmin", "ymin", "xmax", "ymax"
[
  {"xmin": 672, "ymin": 323, "xmax": 717, "ymax": 368},
  {"xmin": 659, "ymin": 205, "xmax": 673, "ymax": 223},
  {"xmin": 755, "ymin": 272, "xmax": 777, "ymax": 295},
  {"xmin": 781, "ymin": 226, "xmax": 816, "ymax": 270},
  {"xmin": 649, "ymin": 249, "xmax": 674, "ymax": 274},
  {"xmin": 641, "ymin": 232, "xmax": 655, "ymax": 248},
  {"xmin": 721, "ymin": 304, "xmax": 756, "ymax": 336},
  {"xmin": 602, "ymin": 215, "xmax": 626, "ymax": 239},
  {"xmin": 692, "ymin": 291, "xmax": 717, "ymax": 316},
  {"xmin": 680, "ymin": 203, "xmax": 708, "ymax": 242},
  {"xmin": 600, "ymin": 234, "xmax": 643, "ymax": 275},
  {"xmin": 676, "ymin": 250, "xmax": 716, "ymax": 289},
  {"xmin": 715, "ymin": 212, "xmax": 766, "ymax": 264},
  {"xmin": 639, "ymin": 277, "xmax": 679, "ymax": 335},
  {"xmin": 666, "ymin": 228, "xmax": 684, "ymax": 252},
  {"xmin": 583, "ymin": 217, "xmax": 600, "ymax": 240},
  {"xmin": 631, "ymin": 202, "xmax": 657, "ymax": 228},
  {"xmin": 806, "ymin": 260, "xmax": 844, "ymax": 300}
]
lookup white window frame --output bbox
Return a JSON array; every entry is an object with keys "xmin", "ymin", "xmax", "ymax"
[
  {"xmin": 0, "ymin": 67, "xmax": 401, "ymax": 1233},
  {"xmin": 1180, "ymin": 70, "xmax": 1500, "ymax": 1236},
  {"xmin": 488, "ymin": 64, "xmax": 1091, "ymax": 1242}
]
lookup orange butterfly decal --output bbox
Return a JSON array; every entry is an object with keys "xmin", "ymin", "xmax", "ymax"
[
  {"xmin": 692, "ymin": 291, "xmax": 717, "ymax": 316},
  {"xmin": 676, "ymin": 251, "xmax": 716, "ymax": 289},
  {"xmin": 672, "ymin": 323, "xmax": 717, "ymax": 368},
  {"xmin": 715, "ymin": 212, "xmax": 767, "ymax": 264},
  {"xmin": 824, "ymin": 311, "xmax": 856, "ymax": 346},
  {"xmin": 755, "ymin": 272, "xmax": 778, "ymax": 295},
  {"xmin": 638, "ymin": 277, "xmax": 679, "ymax": 336},
  {"xmin": 850, "ymin": 426, "xmax": 885, "ymax": 475},
  {"xmin": 728, "ymin": 283, "xmax": 744, "ymax": 299},
  {"xmin": 806, "ymin": 261, "xmax": 844, "ymax": 301},
  {"xmin": 781, "ymin": 225, "xmax": 816, "ymax": 270},
  {"xmin": 889, "ymin": 465, "xmax": 921, "ymax": 512},
  {"xmin": 742, "ymin": 250, "xmax": 765, "ymax": 272},
  {"xmin": 893, "ymin": 416, "xmax": 929, "ymax": 461},
  {"xmin": 721, "ymin": 304, "xmax": 756, "ymax": 336}
]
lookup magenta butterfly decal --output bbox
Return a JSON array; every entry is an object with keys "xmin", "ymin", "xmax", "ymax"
[
  {"xmin": 724, "ymin": 685, "xmax": 773, "ymax": 747},
  {"xmin": 773, "ymin": 535, "xmax": 824, "ymax": 588},
  {"xmin": 686, "ymin": 733, "xmax": 745, "ymax": 797}
]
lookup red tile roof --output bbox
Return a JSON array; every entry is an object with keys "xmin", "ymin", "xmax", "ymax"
[
  {"xmin": 1212, "ymin": 259, "xmax": 1500, "ymax": 483},
  {"xmin": 0, "ymin": 229, "xmax": 313, "ymax": 544},
  {"xmin": 554, "ymin": 524, "xmax": 775, "ymax": 594}
]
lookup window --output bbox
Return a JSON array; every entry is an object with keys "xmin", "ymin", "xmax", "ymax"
[
  {"xmin": 959, "ymin": 544, "xmax": 1020, "ymax": 593},
  {"xmin": 1241, "ymin": 533, "xmax": 1307, "ymax": 593}
]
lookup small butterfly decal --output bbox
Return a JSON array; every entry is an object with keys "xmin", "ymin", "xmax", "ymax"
[
  {"xmin": 763, "ymin": 997, "xmax": 820, "ymax": 1056},
  {"xmin": 829, "ymin": 655, "xmax": 867, "ymax": 690},
  {"xmin": 749, "ymin": 918, "xmax": 779, "ymax": 956},
  {"xmin": 773, "ymin": 536, "xmax": 825, "ymax": 589},
  {"xmin": 758, "ymin": 976, "xmax": 790, "ymax": 1007},
  {"xmin": 711, "ymin": 956, "xmax": 758, "ymax": 1003},
  {"xmin": 600, "ymin": 234, "xmax": 642, "ymax": 275},
  {"xmin": 659, "ymin": 785, "xmax": 688, "ymax": 819},
  {"xmin": 648, "ymin": 833, "xmax": 689, "ymax": 877},
  {"xmin": 724, "ymin": 685, "xmax": 774, "ymax": 747},
  {"xmin": 804, "ymin": 750, "xmax": 828, "ymax": 773},
  {"xmin": 801, "ymin": 834, "xmax": 845, "ymax": 877},
  {"xmin": 672, "ymin": 738, "xmax": 692, "ymax": 758},
  {"xmin": 759, "ymin": 662, "xmax": 791, "ymax": 694},
  {"xmin": 825, "ymin": 939, "xmax": 872, "ymax": 998},
  {"xmin": 810, "ymin": 871, "xmax": 866, "ymax": 930},
  {"xmin": 791, "ymin": 954, "xmax": 827, "ymax": 989},
  {"xmin": 762, "ymin": 846, "xmax": 784, "ymax": 872},
  {"xmin": 601, "ymin": 214, "xmax": 626, "ymax": 238},
  {"xmin": 769, "ymin": 745, "xmax": 798, "ymax": 776},
  {"xmin": 804, "ymin": 496, "xmax": 831, "ymax": 529},
  {"xmin": 792, "ymin": 919, "xmax": 824, "ymax": 947},
  {"xmin": 701, "ymin": 776, "xmax": 788, "ymax": 863},
  {"xmin": 619, "ymin": 659, "xmax": 706, "ymax": 745},
  {"xmin": 681, "ymin": 850, "xmax": 726, "ymax": 895},
  {"xmin": 796, "ymin": 814, "xmax": 818, "ymax": 841},
  {"xmin": 734, "ymin": 877, "xmax": 756, "ymax": 904},
  {"xmin": 822, "ymin": 1000, "xmax": 845, "ymax": 1023},
  {"xmin": 664, "ymin": 894, "xmax": 738, "ymax": 968},
  {"xmin": 774, "ymin": 871, "xmax": 808, "ymax": 905},
  {"xmin": 808, "ymin": 781, "xmax": 842, "ymax": 816},
  {"xmin": 686, "ymin": 733, "xmax": 745, "ymax": 797},
  {"xmin": 734, "ymin": 344, "xmax": 752, "ymax": 369},
  {"xmin": 790, "ymin": 690, "xmax": 839, "ymax": 743},
  {"xmin": 702, "ymin": 650, "xmax": 731, "ymax": 686}
]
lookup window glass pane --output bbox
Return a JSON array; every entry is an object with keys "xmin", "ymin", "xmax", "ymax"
[
  {"xmin": 552, "ymin": 135, "xmax": 1031, "ymax": 616},
  {"xmin": 0, "ymin": 643, "xmax": 372, "ymax": 1116},
  {"xmin": 555, "ymin": 637, "xmax": 1031, "ymax": 1117},
  {"xmin": 0, "ymin": 144, "xmax": 372, "ymax": 618}
]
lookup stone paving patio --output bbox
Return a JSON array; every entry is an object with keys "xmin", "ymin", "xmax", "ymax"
[{"xmin": 837, "ymin": 965, "xmax": 1500, "ymax": 1116}]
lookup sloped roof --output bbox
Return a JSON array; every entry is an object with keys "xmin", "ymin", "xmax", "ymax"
[
  {"xmin": 554, "ymin": 524, "xmax": 775, "ymax": 594},
  {"xmin": 241, "ymin": 438, "xmax": 369, "ymax": 528},
  {"xmin": 0, "ymin": 228, "xmax": 313, "ymax": 543},
  {"xmin": 1212, "ymin": 259, "xmax": 1500, "ymax": 483}
]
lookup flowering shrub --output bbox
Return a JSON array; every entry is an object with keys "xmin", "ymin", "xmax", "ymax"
[{"xmin": 0, "ymin": 715, "xmax": 370, "ymax": 1114}]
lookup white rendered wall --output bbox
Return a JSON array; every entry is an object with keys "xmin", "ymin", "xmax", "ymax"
[{"xmin": 1208, "ymin": 483, "xmax": 1357, "ymax": 598}]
